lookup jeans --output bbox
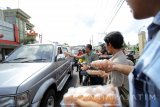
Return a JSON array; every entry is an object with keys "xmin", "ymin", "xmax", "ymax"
[{"xmin": 80, "ymin": 70, "xmax": 89, "ymax": 86}]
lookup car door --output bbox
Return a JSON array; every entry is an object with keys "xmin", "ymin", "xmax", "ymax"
[
  {"xmin": 61, "ymin": 47, "xmax": 71, "ymax": 73},
  {"xmin": 55, "ymin": 46, "xmax": 67, "ymax": 86},
  {"xmin": 59, "ymin": 47, "xmax": 70, "ymax": 76}
]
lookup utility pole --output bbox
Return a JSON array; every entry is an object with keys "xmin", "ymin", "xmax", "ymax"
[
  {"xmin": 39, "ymin": 34, "xmax": 42, "ymax": 43},
  {"xmin": 89, "ymin": 39, "xmax": 91, "ymax": 45},
  {"xmin": 92, "ymin": 35, "xmax": 93, "ymax": 46}
]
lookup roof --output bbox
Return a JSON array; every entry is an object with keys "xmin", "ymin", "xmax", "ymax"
[
  {"xmin": 3, "ymin": 8, "xmax": 31, "ymax": 19},
  {"xmin": 26, "ymin": 22, "xmax": 34, "ymax": 30}
]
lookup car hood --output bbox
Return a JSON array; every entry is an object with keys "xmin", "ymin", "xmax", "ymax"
[{"xmin": 0, "ymin": 63, "xmax": 49, "ymax": 95}]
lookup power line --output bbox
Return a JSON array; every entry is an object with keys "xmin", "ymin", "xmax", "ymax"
[
  {"xmin": 104, "ymin": 0, "xmax": 125, "ymax": 32},
  {"xmin": 103, "ymin": 0, "xmax": 122, "ymax": 29},
  {"xmin": 97, "ymin": 0, "xmax": 125, "ymax": 40}
]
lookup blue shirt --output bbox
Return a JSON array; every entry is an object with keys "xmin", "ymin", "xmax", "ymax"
[{"xmin": 129, "ymin": 11, "xmax": 160, "ymax": 107}]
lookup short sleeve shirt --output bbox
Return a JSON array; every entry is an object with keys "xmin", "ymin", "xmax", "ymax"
[
  {"xmin": 110, "ymin": 50, "xmax": 129, "ymax": 90},
  {"xmin": 129, "ymin": 11, "xmax": 160, "ymax": 107}
]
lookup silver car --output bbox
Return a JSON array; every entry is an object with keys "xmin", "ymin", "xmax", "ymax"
[{"xmin": 0, "ymin": 43, "xmax": 73, "ymax": 107}]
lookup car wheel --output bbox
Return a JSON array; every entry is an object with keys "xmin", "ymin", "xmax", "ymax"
[{"xmin": 40, "ymin": 89, "xmax": 55, "ymax": 107}]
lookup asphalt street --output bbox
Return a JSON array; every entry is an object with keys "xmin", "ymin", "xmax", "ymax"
[{"xmin": 56, "ymin": 67, "xmax": 79, "ymax": 107}]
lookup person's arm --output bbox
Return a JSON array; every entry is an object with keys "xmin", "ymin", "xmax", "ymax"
[
  {"xmin": 65, "ymin": 52, "xmax": 85, "ymax": 59},
  {"xmin": 71, "ymin": 54, "xmax": 85, "ymax": 59},
  {"xmin": 91, "ymin": 60, "xmax": 134, "ymax": 75},
  {"xmin": 112, "ymin": 63, "xmax": 134, "ymax": 75}
]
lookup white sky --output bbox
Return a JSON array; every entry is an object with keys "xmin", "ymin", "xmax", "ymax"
[{"xmin": 0, "ymin": 0, "xmax": 153, "ymax": 46}]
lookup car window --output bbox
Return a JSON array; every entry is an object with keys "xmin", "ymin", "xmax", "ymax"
[
  {"xmin": 56, "ymin": 47, "xmax": 66, "ymax": 61},
  {"xmin": 57, "ymin": 47, "xmax": 63, "ymax": 54},
  {"xmin": 5, "ymin": 45, "xmax": 54, "ymax": 63}
]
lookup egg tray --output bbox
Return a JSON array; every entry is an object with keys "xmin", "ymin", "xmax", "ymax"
[{"xmin": 60, "ymin": 85, "xmax": 122, "ymax": 107}]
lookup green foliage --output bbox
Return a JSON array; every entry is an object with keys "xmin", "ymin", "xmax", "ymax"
[
  {"xmin": 123, "ymin": 42, "xmax": 127, "ymax": 48},
  {"xmin": 21, "ymin": 36, "xmax": 36, "ymax": 44},
  {"xmin": 63, "ymin": 43, "xmax": 69, "ymax": 46}
]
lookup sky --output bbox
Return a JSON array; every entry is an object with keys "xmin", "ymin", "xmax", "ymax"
[{"xmin": 0, "ymin": 0, "xmax": 153, "ymax": 46}]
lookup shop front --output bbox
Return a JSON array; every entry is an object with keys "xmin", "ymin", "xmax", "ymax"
[{"xmin": 0, "ymin": 20, "xmax": 19, "ymax": 61}]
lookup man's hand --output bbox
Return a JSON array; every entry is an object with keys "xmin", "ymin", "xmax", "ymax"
[
  {"xmin": 81, "ymin": 65, "xmax": 89, "ymax": 70},
  {"xmin": 64, "ymin": 52, "xmax": 69, "ymax": 56},
  {"xmin": 101, "ymin": 72, "xmax": 108, "ymax": 78},
  {"xmin": 76, "ymin": 99, "xmax": 103, "ymax": 107},
  {"xmin": 64, "ymin": 52, "xmax": 71, "ymax": 57},
  {"xmin": 91, "ymin": 60, "xmax": 115, "ymax": 72}
]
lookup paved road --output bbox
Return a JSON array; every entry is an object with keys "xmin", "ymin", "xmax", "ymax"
[{"xmin": 56, "ymin": 68, "xmax": 79, "ymax": 107}]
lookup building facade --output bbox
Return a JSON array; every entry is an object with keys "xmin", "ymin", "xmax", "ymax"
[
  {"xmin": 0, "ymin": 8, "xmax": 34, "ymax": 61},
  {"xmin": 3, "ymin": 8, "xmax": 34, "ymax": 42},
  {"xmin": 138, "ymin": 31, "xmax": 146, "ymax": 54}
]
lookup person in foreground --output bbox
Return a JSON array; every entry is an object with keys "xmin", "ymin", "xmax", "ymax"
[
  {"xmin": 103, "ymin": 31, "xmax": 129, "ymax": 90},
  {"xmin": 77, "ymin": 0, "xmax": 160, "ymax": 107}
]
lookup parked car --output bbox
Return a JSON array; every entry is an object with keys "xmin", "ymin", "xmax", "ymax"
[
  {"xmin": 0, "ymin": 43, "xmax": 73, "ymax": 107},
  {"xmin": 126, "ymin": 50, "xmax": 138, "ymax": 64}
]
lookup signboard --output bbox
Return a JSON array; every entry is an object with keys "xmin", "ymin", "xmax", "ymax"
[
  {"xmin": 13, "ymin": 24, "xmax": 19, "ymax": 43},
  {"xmin": 0, "ymin": 20, "xmax": 14, "ymax": 41}
]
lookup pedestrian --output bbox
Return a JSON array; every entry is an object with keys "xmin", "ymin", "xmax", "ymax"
[
  {"xmin": 99, "ymin": 43, "xmax": 109, "ymax": 59},
  {"xmin": 66, "ymin": 44, "xmax": 100, "ymax": 85},
  {"xmin": 77, "ymin": 49, "xmax": 86, "ymax": 84},
  {"xmin": 104, "ymin": 31, "xmax": 131, "ymax": 106},
  {"xmin": 104, "ymin": 31, "xmax": 129, "ymax": 90},
  {"xmin": 75, "ymin": 49, "xmax": 84, "ymax": 72}
]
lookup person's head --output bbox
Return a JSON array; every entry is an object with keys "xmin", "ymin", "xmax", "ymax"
[
  {"xmin": 100, "ymin": 43, "xmax": 107, "ymax": 54},
  {"xmin": 58, "ymin": 47, "xmax": 62, "ymax": 54},
  {"xmin": 78, "ymin": 49, "xmax": 82, "ymax": 53},
  {"xmin": 82, "ymin": 49, "xmax": 86, "ymax": 54},
  {"xmin": 126, "ymin": 0, "xmax": 160, "ymax": 19},
  {"xmin": 104, "ymin": 31, "xmax": 124, "ymax": 54},
  {"xmin": 96, "ymin": 50, "xmax": 99, "ymax": 53},
  {"xmin": 85, "ymin": 44, "xmax": 92, "ymax": 53}
]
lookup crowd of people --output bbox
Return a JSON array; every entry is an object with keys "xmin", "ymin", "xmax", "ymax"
[
  {"xmin": 66, "ymin": 32, "xmax": 132, "ymax": 106},
  {"xmin": 65, "ymin": 0, "xmax": 160, "ymax": 106}
]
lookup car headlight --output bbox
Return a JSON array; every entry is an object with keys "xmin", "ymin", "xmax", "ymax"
[
  {"xmin": 16, "ymin": 92, "xmax": 29, "ymax": 107},
  {"xmin": 0, "ymin": 96, "xmax": 15, "ymax": 107}
]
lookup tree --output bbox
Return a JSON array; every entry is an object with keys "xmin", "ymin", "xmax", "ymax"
[
  {"xmin": 21, "ymin": 36, "xmax": 36, "ymax": 44},
  {"xmin": 63, "ymin": 43, "xmax": 69, "ymax": 46},
  {"xmin": 21, "ymin": 30, "xmax": 38, "ymax": 44},
  {"xmin": 123, "ymin": 42, "xmax": 127, "ymax": 48}
]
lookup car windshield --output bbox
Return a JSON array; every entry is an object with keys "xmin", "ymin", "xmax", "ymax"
[{"xmin": 4, "ymin": 45, "xmax": 54, "ymax": 63}]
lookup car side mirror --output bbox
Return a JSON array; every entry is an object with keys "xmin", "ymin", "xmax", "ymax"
[{"xmin": 5, "ymin": 55, "xmax": 8, "ymax": 59}]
